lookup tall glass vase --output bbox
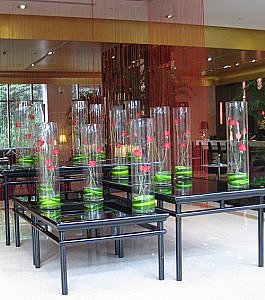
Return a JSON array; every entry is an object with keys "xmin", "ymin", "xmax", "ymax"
[
  {"xmin": 72, "ymin": 101, "xmax": 88, "ymax": 165},
  {"xmin": 124, "ymin": 100, "xmax": 141, "ymax": 119},
  {"xmin": 173, "ymin": 106, "xmax": 192, "ymax": 190},
  {"xmin": 83, "ymin": 124, "xmax": 104, "ymax": 215},
  {"xmin": 15, "ymin": 101, "xmax": 35, "ymax": 168},
  {"xmin": 36, "ymin": 122, "xmax": 60, "ymax": 209},
  {"xmin": 226, "ymin": 101, "xmax": 249, "ymax": 189},
  {"xmin": 109, "ymin": 108, "xmax": 129, "ymax": 183},
  {"xmin": 130, "ymin": 118, "xmax": 155, "ymax": 214},
  {"xmin": 89, "ymin": 103, "xmax": 106, "ymax": 160},
  {"xmin": 150, "ymin": 106, "xmax": 171, "ymax": 188},
  {"xmin": 32, "ymin": 102, "xmax": 45, "ymax": 165}
]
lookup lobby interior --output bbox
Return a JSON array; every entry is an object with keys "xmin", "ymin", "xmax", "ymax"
[{"xmin": 1, "ymin": 0, "xmax": 265, "ymax": 299}]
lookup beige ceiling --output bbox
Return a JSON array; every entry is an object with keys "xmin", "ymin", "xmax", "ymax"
[{"xmin": 0, "ymin": 0, "xmax": 265, "ymax": 85}]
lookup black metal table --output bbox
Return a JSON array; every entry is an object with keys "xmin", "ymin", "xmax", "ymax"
[
  {"xmin": 103, "ymin": 177, "xmax": 265, "ymax": 281},
  {"xmin": 11, "ymin": 193, "xmax": 168, "ymax": 295}
]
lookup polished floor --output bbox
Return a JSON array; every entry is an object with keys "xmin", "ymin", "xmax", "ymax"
[{"xmin": 0, "ymin": 203, "xmax": 264, "ymax": 300}]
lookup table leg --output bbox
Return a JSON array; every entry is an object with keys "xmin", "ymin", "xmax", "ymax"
[
  {"xmin": 59, "ymin": 232, "xmax": 68, "ymax": 295},
  {"xmin": 158, "ymin": 221, "xmax": 164, "ymax": 280},
  {"xmin": 176, "ymin": 203, "xmax": 182, "ymax": 281},
  {"xmin": 14, "ymin": 204, "xmax": 20, "ymax": 247},
  {"xmin": 258, "ymin": 196, "xmax": 264, "ymax": 267},
  {"xmin": 117, "ymin": 227, "xmax": 123, "ymax": 258},
  {"xmin": 4, "ymin": 179, "xmax": 10, "ymax": 246},
  {"xmin": 33, "ymin": 217, "xmax": 40, "ymax": 269}
]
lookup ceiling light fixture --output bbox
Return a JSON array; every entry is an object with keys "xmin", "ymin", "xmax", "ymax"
[
  {"xmin": 235, "ymin": 62, "xmax": 240, "ymax": 66},
  {"xmin": 111, "ymin": 55, "xmax": 115, "ymax": 59},
  {"xmin": 223, "ymin": 65, "xmax": 231, "ymax": 69},
  {"xmin": 207, "ymin": 57, "xmax": 212, "ymax": 61},
  {"xmin": 251, "ymin": 59, "xmax": 256, "ymax": 63},
  {"xmin": 31, "ymin": 63, "xmax": 35, "ymax": 67},
  {"xmin": 166, "ymin": 14, "xmax": 173, "ymax": 19},
  {"xmin": 19, "ymin": 4, "xmax": 27, "ymax": 10}
]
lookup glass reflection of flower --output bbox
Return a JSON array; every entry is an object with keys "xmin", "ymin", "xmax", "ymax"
[
  {"xmin": 37, "ymin": 122, "xmax": 61, "ymax": 210},
  {"xmin": 226, "ymin": 101, "xmax": 249, "ymax": 189}
]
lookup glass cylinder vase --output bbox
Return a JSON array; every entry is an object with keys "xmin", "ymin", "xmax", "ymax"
[
  {"xmin": 124, "ymin": 100, "xmax": 141, "ymax": 119},
  {"xmin": 83, "ymin": 124, "xmax": 104, "ymax": 208},
  {"xmin": 72, "ymin": 101, "xmax": 88, "ymax": 165},
  {"xmin": 36, "ymin": 122, "xmax": 61, "ymax": 209},
  {"xmin": 130, "ymin": 118, "xmax": 155, "ymax": 214},
  {"xmin": 173, "ymin": 106, "xmax": 192, "ymax": 190},
  {"xmin": 89, "ymin": 103, "xmax": 106, "ymax": 160},
  {"xmin": 226, "ymin": 101, "xmax": 249, "ymax": 189},
  {"xmin": 15, "ymin": 101, "xmax": 35, "ymax": 168},
  {"xmin": 109, "ymin": 108, "xmax": 129, "ymax": 183},
  {"xmin": 150, "ymin": 106, "xmax": 171, "ymax": 188}
]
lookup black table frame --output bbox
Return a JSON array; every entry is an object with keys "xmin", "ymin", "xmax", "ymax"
[
  {"xmin": 11, "ymin": 196, "xmax": 168, "ymax": 295},
  {"xmin": 103, "ymin": 179, "xmax": 265, "ymax": 281}
]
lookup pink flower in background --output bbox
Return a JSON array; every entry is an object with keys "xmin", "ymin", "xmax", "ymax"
[
  {"xmin": 140, "ymin": 165, "xmax": 150, "ymax": 172},
  {"xmin": 186, "ymin": 130, "xmax": 191, "ymax": 135},
  {"xmin": 45, "ymin": 159, "xmax": 52, "ymax": 166},
  {"xmin": 89, "ymin": 160, "xmax": 97, "ymax": 167},
  {"xmin": 228, "ymin": 119, "xmax": 235, "ymax": 126},
  {"xmin": 163, "ymin": 142, "xmax": 170, "ymax": 149},
  {"xmin": 110, "ymin": 121, "xmax": 115, "ymax": 127},
  {"xmin": 174, "ymin": 119, "xmax": 179, "ymax": 126},
  {"xmin": 116, "ymin": 143, "xmax": 122, "ymax": 148},
  {"xmin": 146, "ymin": 136, "xmax": 153, "ymax": 143},
  {"xmin": 48, "ymin": 165, "xmax": 55, "ymax": 172},
  {"xmin": 164, "ymin": 130, "xmax": 170, "ymax": 137},
  {"xmin": 180, "ymin": 142, "xmax": 187, "ymax": 148},
  {"xmin": 15, "ymin": 122, "xmax": 21, "ymax": 128},
  {"xmin": 28, "ymin": 114, "xmax": 35, "ymax": 120},
  {"xmin": 72, "ymin": 120, "xmax": 77, "ymax": 126},
  {"xmin": 81, "ymin": 139, "xmax": 87, "ymax": 144},
  {"xmin": 53, "ymin": 148, "xmax": 59, "ymax": 155},
  {"xmin": 242, "ymin": 128, "xmax": 247, "ymax": 135},
  {"xmin": 238, "ymin": 143, "xmax": 246, "ymax": 152},
  {"xmin": 37, "ymin": 139, "xmax": 44, "ymax": 146},
  {"xmin": 122, "ymin": 131, "xmax": 128, "ymax": 137},
  {"xmin": 25, "ymin": 133, "xmax": 31, "ymax": 139},
  {"xmin": 134, "ymin": 149, "xmax": 142, "ymax": 156},
  {"xmin": 35, "ymin": 147, "xmax": 40, "ymax": 153},
  {"xmin": 97, "ymin": 146, "xmax": 102, "ymax": 153}
]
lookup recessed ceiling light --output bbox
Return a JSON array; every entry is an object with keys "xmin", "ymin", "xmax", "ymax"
[
  {"xmin": 207, "ymin": 57, "xmax": 212, "ymax": 61},
  {"xmin": 210, "ymin": 69, "xmax": 213, "ymax": 72},
  {"xmin": 166, "ymin": 14, "xmax": 173, "ymax": 19},
  {"xmin": 132, "ymin": 60, "xmax": 136, "ymax": 64},
  {"xmin": 47, "ymin": 51, "xmax": 53, "ymax": 55},
  {"xmin": 251, "ymin": 59, "xmax": 256, "ymax": 63},
  {"xmin": 111, "ymin": 55, "xmax": 115, "ymax": 59},
  {"xmin": 31, "ymin": 63, "xmax": 35, "ymax": 67},
  {"xmin": 235, "ymin": 62, "xmax": 240, "ymax": 66},
  {"xmin": 19, "ymin": 4, "xmax": 27, "ymax": 10},
  {"xmin": 223, "ymin": 65, "xmax": 231, "ymax": 69}
]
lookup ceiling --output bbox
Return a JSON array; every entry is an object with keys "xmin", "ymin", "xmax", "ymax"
[{"xmin": 0, "ymin": 0, "xmax": 265, "ymax": 85}]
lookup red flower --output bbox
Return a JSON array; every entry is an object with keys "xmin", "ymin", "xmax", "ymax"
[
  {"xmin": 180, "ymin": 142, "xmax": 187, "ymax": 148},
  {"xmin": 242, "ymin": 128, "xmax": 247, "ymax": 135},
  {"xmin": 146, "ymin": 136, "xmax": 153, "ymax": 143},
  {"xmin": 122, "ymin": 131, "xmax": 128, "ymax": 137},
  {"xmin": 45, "ymin": 159, "xmax": 52, "ymax": 166},
  {"xmin": 163, "ymin": 142, "xmax": 170, "ymax": 149},
  {"xmin": 228, "ymin": 119, "xmax": 235, "ymax": 126},
  {"xmin": 28, "ymin": 114, "xmax": 35, "ymax": 120},
  {"xmin": 48, "ymin": 165, "xmax": 55, "ymax": 172},
  {"xmin": 35, "ymin": 147, "xmax": 40, "ymax": 153},
  {"xmin": 116, "ymin": 143, "xmax": 122, "ymax": 148},
  {"xmin": 37, "ymin": 139, "xmax": 44, "ymax": 146},
  {"xmin": 110, "ymin": 121, "xmax": 115, "ymax": 127},
  {"xmin": 139, "ymin": 165, "xmax": 150, "ymax": 172},
  {"xmin": 81, "ymin": 139, "xmax": 87, "ymax": 144},
  {"xmin": 53, "ymin": 148, "xmax": 59, "ymax": 155},
  {"xmin": 186, "ymin": 130, "xmax": 191, "ymax": 135},
  {"xmin": 164, "ymin": 130, "xmax": 170, "ymax": 136},
  {"xmin": 72, "ymin": 120, "xmax": 77, "ymax": 126},
  {"xmin": 15, "ymin": 122, "xmax": 21, "ymax": 128},
  {"xmin": 238, "ymin": 143, "xmax": 246, "ymax": 152},
  {"xmin": 174, "ymin": 119, "xmax": 179, "ymax": 125},
  {"xmin": 134, "ymin": 149, "xmax": 142, "ymax": 156},
  {"xmin": 100, "ymin": 114, "xmax": 105, "ymax": 120},
  {"xmin": 97, "ymin": 146, "xmax": 102, "ymax": 153},
  {"xmin": 89, "ymin": 160, "xmax": 97, "ymax": 167},
  {"xmin": 136, "ymin": 112, "xmax": 141, "ymax": 118},
  {"xmin": 25, "ymin": 133, "xmax": 31, "ymax": 139}
]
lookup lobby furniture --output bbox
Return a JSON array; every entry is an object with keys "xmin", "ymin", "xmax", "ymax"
[{"xmin": 11, "ymin": 193, "xmax": 168, "ymax": 295}]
